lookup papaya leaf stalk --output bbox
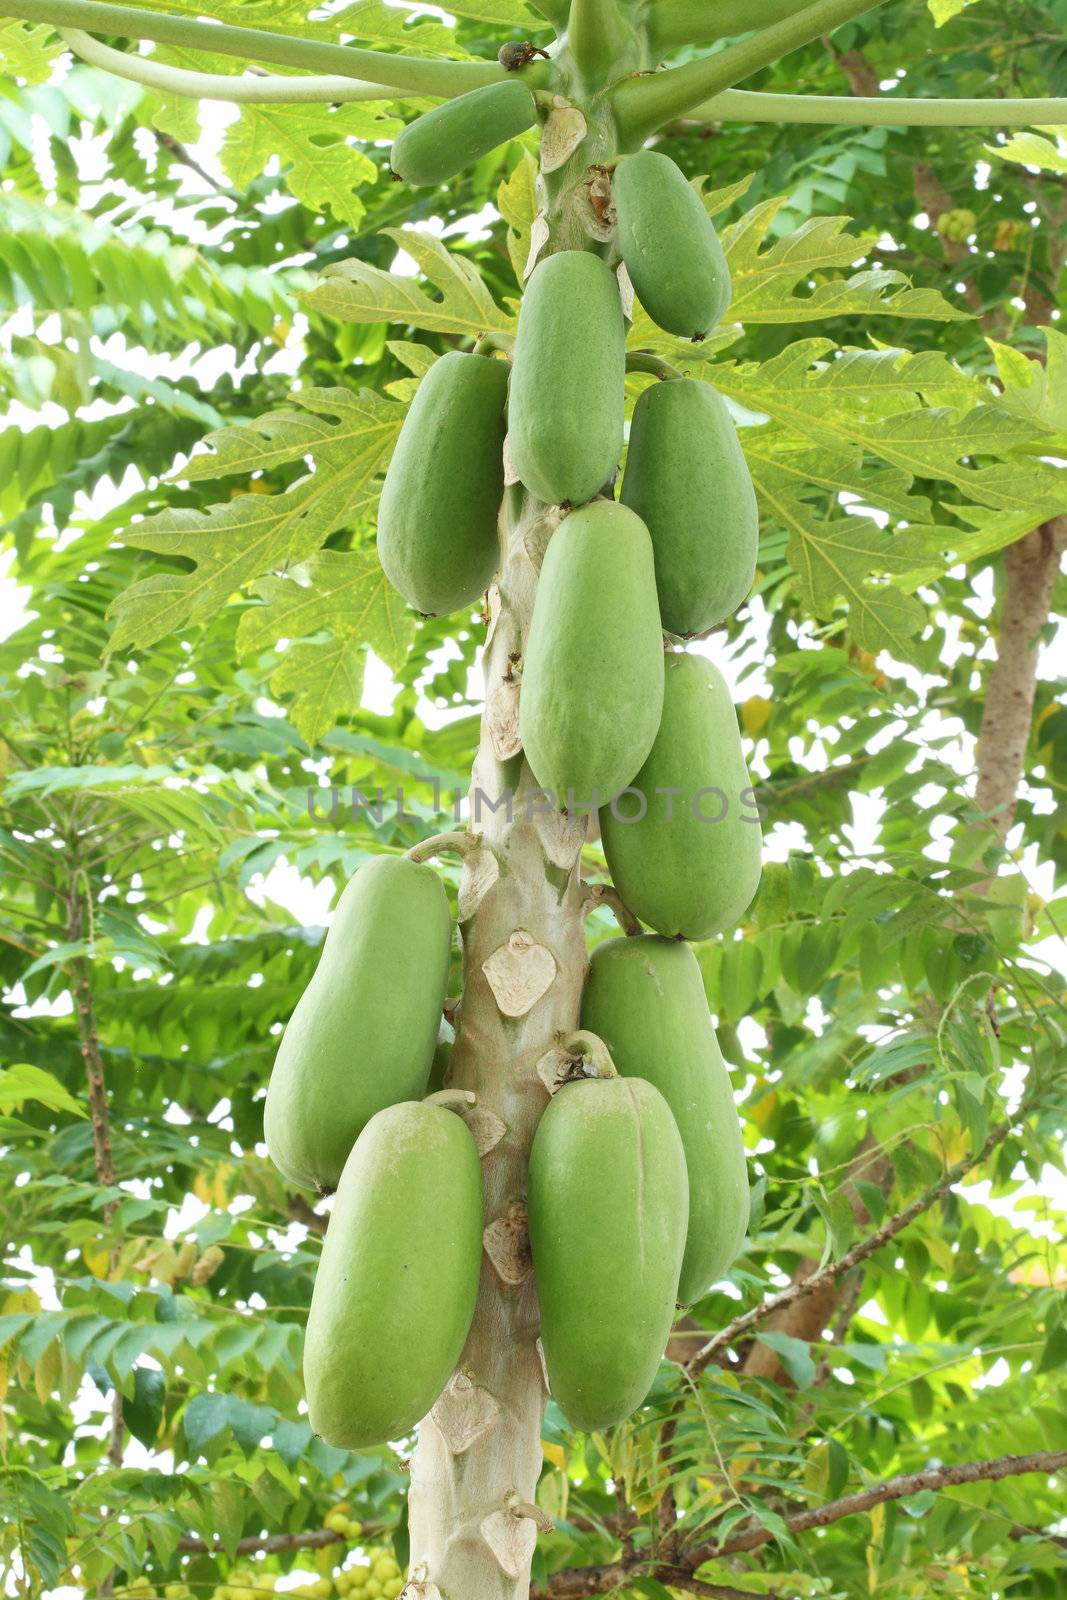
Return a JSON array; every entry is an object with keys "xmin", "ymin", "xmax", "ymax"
[
  {"xmin": 695, "ymin": 85, "xmax": 1067, "ymax": 126},
  {"xmin": 3, "ymin": 0, "xmax": 547, "ymax": 95},
  {"xmin": 612, "ymin": 0, "xmax": 893, "ymax": 138}
]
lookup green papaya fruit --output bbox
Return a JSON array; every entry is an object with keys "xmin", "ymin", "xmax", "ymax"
[
  {"xmin": 378, "ymin": 351, "xmax": 507, "ymax": 617},
  {"xmin": 508, "ymin": 250, "xmax": 626, "ymax": 506},
  {"xmin": 580, "ymin": 935, "xmax": 749, "ymax": 1304},
  {"xmin": 390, "ymin": 79, "xmax": 537, "ymax": 187},
  {"xmin": 304, "ymin": 1101, "xmax": 483, "ymax": 1448},
  {"xmin": 520, "ymin": 500, "xmax": 664, "ymax": 808},
  {"xmin": 600, "ymin": 652, "xmax": 762, "ymax": 939},
  {"xmin": 612, "ymin": 149, "xmax": 731, "ymax": 339},
  {"xmin": 620, "ymin": 378, "xmax": 758, "ymax": 636},
  {"xmin": 527, "ymin": 1075, "xmax": 687, "ymax": 1431},
  {"xmin": 264, "ymin": 856, "xmax": 452, "ymax": 1193}
]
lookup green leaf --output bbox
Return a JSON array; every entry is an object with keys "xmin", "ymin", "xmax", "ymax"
[
  {"xmin": 223, "ymin": 102, "xmax": 389, "ymax": 232},
  {"xmin": 125, "ymin": 1367, "xmax": 166, "ymax": 1448},
  {"xmin": 240, "ymin": 548, "xmax": 415, "ymax": 673},
  {"xmin": 0, "ymin": 1062, "xmax": 88, "ymax": 1118},
  {"xmin": 988, "ymin": 129, "xmax": 1067, "ymax": 176},
  {"xmin": 929, "ymin": 0, "xmax": 979, "ymax": 21},
  {"xmin": 498, "ymin": 152, "xmax": 539, "ymax": 288},
  {"xmin": 723, "ymin": 199, "xmax": 968, "ymax": 325},
  {"xmin": 305, "ymin": 227, "xmax": 514, "ymax": 337},
  {"xmin": 238, "ymin": 547, "xmax": 417, "ymax": 742},
  {"xmin": 755, "ymin": 1331, "xmax": 816, "ymax": 1387},
  {"xmin": 182, "ymin": 1391, "xmax": 233, "ymax": 1456},
  {"xmin": 108, "ymin": 389, "xmax": 403, "ymax": 650},
  {"xmin": 988, "ymin": 328, "xmax": 1067, "ymax": 435},
  {"xmin": 272, "ymin": 1417, "xmax": 313, "ymax": 1469},
  {"xmin": 0, "ymin": 18, "xmax": 64, "ymax": 82},
  {"xmin": 1037, "ymin": 1326, "xmax": 1067, "ymax": 1374}
]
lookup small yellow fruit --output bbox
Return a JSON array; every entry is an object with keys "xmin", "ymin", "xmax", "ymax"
[{"xmin": 342, "ymin": 1519, "xmax": 363, "ymax": 1539}]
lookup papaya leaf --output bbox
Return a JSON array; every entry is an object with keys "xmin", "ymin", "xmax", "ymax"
[
  {"xmin": 723, "ymin": 198, "xmax": 968, "ymax": 324},
  {"xmin": 748, "ymin": 454, "xmax": 930, "ymax": 659},
  {"xmin": 987, "ymin": 328, "xmax": 1067, "ymax": 436},
  {"xmin": 437, "ymin": 0, "xmax": 548, "ymax": 24},
  {"xmin": 222, "ymin": 102, "xmax": 393, "ymax": 232},
  {"xmin": 108, "ymin": 389, "xmax": 403, "ymax": 650},
  {"xmin": 498, "ymin": 152, "xmax": 540, "ymax": 288},
  {"xmin": 305, "ymin": 227, "xmax": 514, "ymax": 337},
  {"xmin": 0, "ymin": 18, "xmax": 63, "ymax": 83},
  {"xmin": 240, "ymin": 549, "xmax": 414, "ymax": 671},
  {"xmin": 239, "ymin": 549, "xmax": 415, "ymax": 743}
]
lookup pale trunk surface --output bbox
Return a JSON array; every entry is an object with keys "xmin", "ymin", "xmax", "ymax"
[{"xmin": 406, "ymin": 488, "xmax": 590, "ymax": 1598}]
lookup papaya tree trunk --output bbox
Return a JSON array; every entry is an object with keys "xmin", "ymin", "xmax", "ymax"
[
  {"xmin": 406, "ymin": 70, "xmax": 629, "ymax": 1600},
  {"xmin": 406, "ymin": 489, "xmax": 591, "ymax": 1599}
]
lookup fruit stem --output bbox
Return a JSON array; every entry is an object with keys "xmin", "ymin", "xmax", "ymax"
[
  {"xmin": 626, "ymin": 352, "xmax": 686, "ymax": 382},
  {"xmin": 405, "ymin": 831, "xmax": 484, "ymax": 863},
  {"xmin": 559, "ymin": 1030, "xmax": 618, "ymax": 1080},
  {"xmin": 473, "ymin": 332, "xmax": 517, "ymax": 357},
  {"xmin": 582, "ymin": 880, "xmax": 644, "ymax": 936}
]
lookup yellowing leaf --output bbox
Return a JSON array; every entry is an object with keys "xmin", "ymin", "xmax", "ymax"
[
  {"xmin": 498, "ymin": 152, "xmax": 540, "ymax": 288},
  {"xmin": 741, "ymin": 696, "xmax": 772, "ymax": 736},
  {"xmin": 83, "ymin": 1240, "xmax": 111, "ymax": 1278}
]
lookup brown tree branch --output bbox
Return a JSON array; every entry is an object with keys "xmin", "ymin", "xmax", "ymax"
[
  {"xmin": 177, "ymin": 1527, "xmax": 379, "ymax": 1557},
  {"xmin": 286, "ymin": 1192, "xmax": 329, "ymax": 1237},
  {"xmin": 537, "ymin": 1453, "xmax": 1067, "ymax": 1594},
  {"xmin": 535, "ymin": 1568, "xmax": 766, "ymax": 1600},
  {"xmin": 700, "ymin": 1449, "xmax": 1067, "ymax": 1560},
  {"xmin": 689, "ymin": 1115, "xmax": 1013, "ymax": 1376},
  {"xmin": 974, "ymin": 517, "xmax": 1067, "ymax": 841}
]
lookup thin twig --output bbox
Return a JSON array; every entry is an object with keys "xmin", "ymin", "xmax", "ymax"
[{"xmin": 688, "ymin": 1116, "xmax": 1014, "ymax": 1376}]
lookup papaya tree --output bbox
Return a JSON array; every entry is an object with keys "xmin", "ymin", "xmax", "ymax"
[{"xmin": 1, "ymin": 2, "xmax": 1066, "ymax": 1600}]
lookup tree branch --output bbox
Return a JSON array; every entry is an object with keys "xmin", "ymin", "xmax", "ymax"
[
  {"xmin": 688, "ymin": 1115, "xmax": 1014, "ymax": 1376},
  {"xmin": 702, "ymin": 1450, "xmax": 1067, "ymax": 1559},
  {"xmin": 286, "ymin": 1193, "xmax": 328, "ymax": 1237},
  {"xmin": 974, "ymin": 517, "xmax": 1067, "ymax": 841},
  {"xmin": 67, "ymin": 895, "xmax": 123, "ymax": 1473},
  {"xmin": 177, "ymin": 1526, "xmax": 378, "ymax": 1557},
  {"xmin": 4, "ymin": 0, "xmax": 521, "ymax": 95},
  {"xmin": 538, "ymin": 1453, "xmax": 1067, "ymax": 1594}
]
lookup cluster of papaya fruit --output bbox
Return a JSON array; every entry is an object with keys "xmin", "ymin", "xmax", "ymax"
[{"xmin": 262, "ymin": 93, "xmax": 762, "ymax": 1452}]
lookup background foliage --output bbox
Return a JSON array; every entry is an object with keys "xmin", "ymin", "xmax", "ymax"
[{"xmin": 1, "ymin": 1, "xmax": 1065, "ymax": 1597}]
